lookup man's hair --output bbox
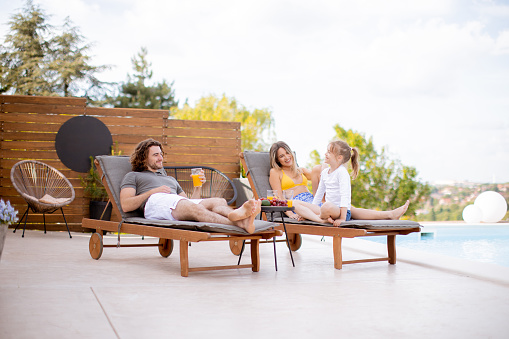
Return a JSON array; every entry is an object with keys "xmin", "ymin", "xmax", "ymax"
[{"xmin": 130, "ymin": 138, "xmax": 164, "ymax": 172}]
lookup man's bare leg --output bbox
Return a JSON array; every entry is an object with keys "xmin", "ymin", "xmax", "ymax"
[
  {"xmin": 172, "ymin": 198, "xmax": 261, "ymax": 234},
  {"xmin": 228, "ymin": 199, "xmax": 261, "ymax": 234},
  {"xmin": 198, "ymin": 197, "xmax": 232, "ymax": 216},
  {"xmin": 172, "ymin": 199, "xmax": 232, "ymax": 224}
]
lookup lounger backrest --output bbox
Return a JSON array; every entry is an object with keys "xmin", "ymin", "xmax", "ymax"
[
  {"xmin": 95, "ymin": 155, "xmax": 143, "ymax": 219},
  {"xmin": 242, "ymin": 151, "xmax": 272, "ymax": 198}
]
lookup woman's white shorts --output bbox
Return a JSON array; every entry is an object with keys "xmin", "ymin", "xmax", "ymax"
[{"xmin": 144, "ymin": 193, "xmax": 202, "ymax": 221}]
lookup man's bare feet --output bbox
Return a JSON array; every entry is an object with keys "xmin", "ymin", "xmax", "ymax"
[
  {"xmin": 228, "ymin": 199, "xmax": 261, "ymax": 233},
  {"xmin": 390, "ymin": 200, "xmax": 410, "ymax": 220}
]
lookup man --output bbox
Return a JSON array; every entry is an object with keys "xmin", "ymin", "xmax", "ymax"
[{"xmin": 120, "ymin": 138, "xmax": 261, "ymax": 233}]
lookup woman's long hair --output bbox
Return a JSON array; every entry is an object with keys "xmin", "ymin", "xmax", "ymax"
[{"xmin": 269, "ymin": 141, "xmax": 298, "ymax": 175}]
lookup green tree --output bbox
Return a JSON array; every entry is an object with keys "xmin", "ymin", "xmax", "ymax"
[
  {"xmin": 308, "ymin": 125, "xmax": 430, "ymax": 218},
  {"xmin": 0, "ymin": 1, "xmax": 109, "ymax": 101},
  {"xmin": 109, "ymin": 47, "xmax": 177, "ymax": 109},
  {"xmin": 170, "ymin": 94, "xmax": 275, "ymax": 151},
  {"xmin": 0, "ymin": 0, "xmax": 52, "ymax": 95},
  {"xmin": 47, "ymin": 17, "xmax": 110, "ymax": 102}
]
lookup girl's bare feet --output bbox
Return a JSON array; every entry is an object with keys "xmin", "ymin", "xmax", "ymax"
[
  {"xmin": 228, "ymin": 199, "xmax": 261, "ymax": 233},
  {"xmin": 390, "ymin": 200, "xmax": 410, "ymax": 220}
]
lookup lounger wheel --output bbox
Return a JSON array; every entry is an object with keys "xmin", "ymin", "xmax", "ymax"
[
  {"xmin": 287, "ymin": 233, "xmax": 302, "ymax": 251},
  {"xmin": 158, "ymin": 238, "xmax": 174, "ymax": 257},
  {"xmin": 229, "ymin": 239, "xmax": 244, "ymax": 256},
  {"xmin": 89, "ymin": 232, "xmax": 103, "ymax": 260}
]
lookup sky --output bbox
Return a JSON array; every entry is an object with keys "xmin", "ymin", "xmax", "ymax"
[{"xmin": 1, "ymin": 0, "xmax": 509, "ymax": 184}]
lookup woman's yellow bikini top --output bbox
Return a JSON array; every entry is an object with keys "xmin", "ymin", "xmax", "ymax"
[{"xmin": 281, "ymin": 170, "xmax": 308, "ymax": 191}]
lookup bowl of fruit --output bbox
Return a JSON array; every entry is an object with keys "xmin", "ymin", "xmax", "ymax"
[{"xmin": 261, "ymin": 197, "xmax": 289, "ymax": 207}]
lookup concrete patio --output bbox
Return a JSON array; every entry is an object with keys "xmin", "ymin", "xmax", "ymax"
[{"xmin": 1, "ymin": 226, "xmax": 509, "ymax": 339}]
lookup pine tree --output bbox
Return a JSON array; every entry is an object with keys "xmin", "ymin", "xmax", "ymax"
[
  {"xmin": 0, "ymin": 1, "xmax": 110, "ymax": 102},
  {"xmin": 47, "ymin": 17, "xmax": 110, "ymax": 101},
  {"xmin": 0, "ymin": 0, "xmax": 52, "ymax": 95},
  {"xmin": 109, "ymin": 47, "xmax": 178, "ymax": 109}
]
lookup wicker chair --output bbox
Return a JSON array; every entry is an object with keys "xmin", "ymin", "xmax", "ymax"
[{"xmin": 10, "ymin": 160, "xmax": 75, "ymax": 238}]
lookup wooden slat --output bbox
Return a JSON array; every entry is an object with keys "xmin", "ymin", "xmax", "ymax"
[
  {"xmin": 0, "ymin": 140, "xmax": 56, "ymax": 150},
  {"xmin": 85, "ymin": 107, "xmax": 168, "ymax": 119},
  {"xmin": 168, "ymin": 119, "xmax": 240, "ymax": 130},
  {"xmin": 161, "ymin": 154, "xmax": 239, "ymax": 165},
  {"xmin": 2, "ymin": 122, "xmax": 64, "ymax": 133},
  {"xmin": 165, "ymin": 128, "xmax": 241, "ymax": 139},
  {"xmin": 1, "ymin": 112, "xmax": 166, "ymax": 128},
  {"xmin": 165, "ymin": 145, "xmax": 240, "ymax": 156},
  {"xmin": 2, "ymin": 104, "xmax": 85, "ymax": 115},
  {"xmin": 0, "ymin": 132, "xmax": 57, "ymax": 142},
  {"xmin": 1, "ymin": 95, "xmax": 86, "ymax": 106},
  {"xmin": 166, "ymin": 137, "xmax": 241, "ymax": 148},
  {"xmin": 106, "ymin": 125, "xmax": 164, "ymax": 135}
]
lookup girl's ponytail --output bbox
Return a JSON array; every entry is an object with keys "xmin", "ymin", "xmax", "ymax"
[{"xmin": 350, "ymin": 147, "xmax": 359, "ymax": 180}]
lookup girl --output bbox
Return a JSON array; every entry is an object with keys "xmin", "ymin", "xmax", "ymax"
[{"xmin": 293, "ymin": 140, "xmax": 358, "ymax": 225}]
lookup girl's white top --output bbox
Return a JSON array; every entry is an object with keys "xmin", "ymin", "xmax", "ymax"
[{"xmin": 312, "ymin": 164, "xmax": 351, "ymax": 209}]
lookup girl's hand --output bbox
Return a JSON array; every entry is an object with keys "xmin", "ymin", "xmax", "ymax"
[{"xmin": 333, "ymin": 218, "xmax": 346, "ymax": 227}]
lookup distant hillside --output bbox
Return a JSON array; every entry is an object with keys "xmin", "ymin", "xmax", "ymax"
[{"xmin": 416, "ymin": 182, "xmax": 509, "ymax": 221}]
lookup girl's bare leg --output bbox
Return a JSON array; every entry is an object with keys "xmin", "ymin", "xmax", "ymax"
[
  {"xmin": 319, "ymin": 202, "xmax": 341, "ymax": 221},
  {"xmin": 293, "ymin": 200, "xmax": 327, "ymax": 223},
  {"xmin": 351, "ymin": 200, "xmax": 410, "ymax": 220}
]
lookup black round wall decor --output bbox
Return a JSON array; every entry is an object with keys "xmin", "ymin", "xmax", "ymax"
[{"xmin": 55, "ymin": 116, "xmax": 113, "ymax": 173}]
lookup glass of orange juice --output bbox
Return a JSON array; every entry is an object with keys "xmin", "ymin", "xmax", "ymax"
[
  {"xmin": 267, "ymin": 190, "xmax": 278, "ymax": 201},
  {"xmin": 284, "ymin": 190, "xmax": 294, "ymax": 207},
  {"xmin": 191, "ymin": 168, "xmax": 203, "ymax": 187}
]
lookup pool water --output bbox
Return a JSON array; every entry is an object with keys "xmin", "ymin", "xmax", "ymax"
[{"xmin": 365, "ymin": 224, "xmax": 509, "ymax": 267}]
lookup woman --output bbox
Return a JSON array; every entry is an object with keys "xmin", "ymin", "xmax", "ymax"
[{"xmin": 269, "ymin": 141, "xmax": 409, "ymax": 220}]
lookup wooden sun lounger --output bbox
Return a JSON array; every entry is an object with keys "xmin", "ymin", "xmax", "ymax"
[
  {"xmin": 82, "ymin": 155, "xmax": 281, "ymax": 277},
  {"xmin": 240, "ymin": 151, "xmax": 422, "ymax": 269}
]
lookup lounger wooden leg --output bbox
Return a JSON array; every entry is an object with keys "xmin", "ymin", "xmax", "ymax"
[
  {"xmin": 180, "ymin": 240, "xmax": 189, "ymax": 277},
  {"xmin": 250, "ymin": 238, "xmax": 260, "ymax": 272},
  {"xmin": 387, "ymin": 235, "xmax": 396, "ymax": 264},
  {"xmin": 333, "ymin": 235, "xmax": 343, "ymax": 269}
]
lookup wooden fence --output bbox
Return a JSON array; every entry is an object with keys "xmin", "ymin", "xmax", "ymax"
[{"xmin": 0, "ymin": 95, "xmax": 241, "ymax": 232}]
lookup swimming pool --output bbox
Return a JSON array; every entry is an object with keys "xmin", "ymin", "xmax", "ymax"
[{"xmin": 365, "ymin": 223, "xmax": 509, "ymax": 267}]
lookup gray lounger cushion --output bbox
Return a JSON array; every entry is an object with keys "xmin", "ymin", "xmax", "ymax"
[
  {"xmin": 242, "ymin": 151, "xmax": 272, "ymax": 198},
  {"xmin": 96, "ymin": 155, "xmax": 276, "ymax": 235},
  {"xmin": 268, "ymin": 216, "xmax": 420, "ymax": 229}
]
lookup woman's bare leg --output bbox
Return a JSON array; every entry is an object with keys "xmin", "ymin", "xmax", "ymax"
[{"xmin": 350, "ymin": 200, "xmax": 410, "ymax": 220}]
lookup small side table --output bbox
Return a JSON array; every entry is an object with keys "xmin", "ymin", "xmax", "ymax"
[
  {"xmin": 237, "ymin": 206, "xmax": 296, "ymax": 271},
  {"xmin": 261, "ymin": 206, "xmax": 296, "ymax": 269}
]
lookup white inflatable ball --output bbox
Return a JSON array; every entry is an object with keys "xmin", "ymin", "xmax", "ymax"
[
  {"xmin": 462, "ymin": 204, "xmax": 483, "ymax": 223},
  {"xmin": 474, "ymin": 191, "xmax": 508, "ymax": 223}
]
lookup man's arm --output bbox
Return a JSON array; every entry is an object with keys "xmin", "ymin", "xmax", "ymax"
[{"xmin": 120, "ymin": 186, "xmax": 172, "ymax": 212}]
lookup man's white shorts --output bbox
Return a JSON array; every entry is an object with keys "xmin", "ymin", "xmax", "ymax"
[{"xmin": 144, "ymin": 193, "xmax": 202, "ymax": 221}]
